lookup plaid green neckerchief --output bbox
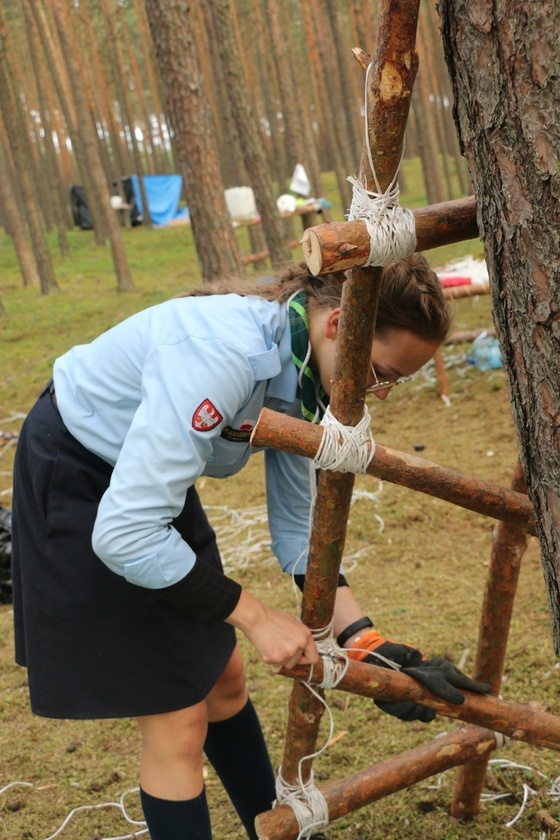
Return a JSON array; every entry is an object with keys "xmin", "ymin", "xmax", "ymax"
[{"xmin": 288, "ymin": 291, "xmax": 329, "ymax": 423}]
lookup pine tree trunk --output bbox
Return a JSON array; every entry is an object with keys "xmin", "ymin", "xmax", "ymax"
[
  {"xmin": 421, "ymin": 1, "xmax": 471, "ymax": 195},
  {"xmin": 198, "ymin": 0, "xmax": 267, "ymax": 267},
  {"xmin": 120, "ymin": 10, "xmax": 157, "ymax": 175},
  {"xmin": 411, "ymin": 67, "xmax": 446, "ymax": 204},
  {"xmin": 0, "ymin": 140, "xmax": 41, "ymax": 286},
  {"xmin": 251, "ymin": 0, "xmax": 289, "ymax": 188},
  {"xmin": 438, "ymin": 0, "xmax": 560, "ymax": 654},
  {"xmin": 263, "ymin": 0, "xmax": 324, "ymax": 199},
  {"xmin": 32, "ymin": 1, "xmax": 105, "ymax": 244},
  {"xmin": 144, "ymin": 0, "xmax": 242, "ymax": 282},
  {"xmin": 306, "ymin": 0, "xmax": 353, "ymax": 211},
  {"xmin": 207, "ymin": 0, "xmax": 290, "ymax": 267},
  {"xmin": 324, "ymin": 0, "xmax": 363, "ymax": 164},
  {"xmin": 24, "ymin": 0, "xmax": 69, "ymax": 257},
  {"xmin": 50, "ymin": 0, "xmax": 135, "ymax": 291},
  {"xmin": 417, "ymin": 7, "xmax": 454, "ymax": 199},
  {"xmin": 131, "ymin": 0, "xmax": 173, "ymax": 173},
  {"xmin": 99, "ymin": 0, "xmax": 152, "ymax": 229},
  {"xmin": 0, "ymin": 3, "xmax": 58, "ymax": 294}
]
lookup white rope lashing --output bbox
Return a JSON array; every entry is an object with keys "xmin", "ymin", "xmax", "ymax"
[
  {"xmin": 346, "ymin": 62, "xmax": 417, "ymax": 267},
  {"xmin": 314, "ymin": 404, "xmax": 375, "ymax": 474},
  {"xmin": 274, "ymin": 767, "xmax": 329, "ymax": 839},
  {"xmin": 274, "ymin": 623, "xmax": 350, "ymax": 839}
]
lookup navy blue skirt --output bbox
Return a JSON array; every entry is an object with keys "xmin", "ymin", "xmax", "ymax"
[{"xmin": 11, "ymin": 386, "xmax": 236, "ymax": 719}]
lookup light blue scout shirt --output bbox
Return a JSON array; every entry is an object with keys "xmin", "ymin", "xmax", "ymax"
[{"xmin": 53, "ymin": 294, "xmax": 314, "ymax": 590}]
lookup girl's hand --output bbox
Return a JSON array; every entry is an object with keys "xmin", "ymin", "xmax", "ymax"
[{"xmin": 226, "ymin": 590, "xmax": 319, "ymax": 669}]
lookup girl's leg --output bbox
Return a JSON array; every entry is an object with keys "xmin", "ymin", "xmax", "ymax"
[
  {"xmin": 204, "ymin": 646, "xmax": 276, "ymax": 839},
  {"xmin": 136, "ymin": 702, "xmax": 211, "ymax": 839}
]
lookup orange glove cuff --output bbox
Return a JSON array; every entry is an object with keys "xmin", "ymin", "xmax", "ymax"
[{"xmin": 347, "ymin": 629, "xmax": 386, "ymax": 662}]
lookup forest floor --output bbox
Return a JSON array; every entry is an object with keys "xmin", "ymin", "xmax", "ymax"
[{"xmin": 1, "ymin": 186, "xmax": 559, "ymax": 839}]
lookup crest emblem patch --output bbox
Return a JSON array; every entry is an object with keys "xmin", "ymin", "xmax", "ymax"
[{"xmin": 192, "ymin": 399, "xmax": 223, "ymax": 432}]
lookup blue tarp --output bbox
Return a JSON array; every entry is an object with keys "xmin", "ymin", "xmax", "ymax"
[{"xmin": 130, "ymin": 174, "xmax": 188, "ymax": 226}]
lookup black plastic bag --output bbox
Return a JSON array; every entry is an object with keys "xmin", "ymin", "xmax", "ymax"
[{"xmin": 0, "ymin": 506, "xmax": 12, "ymax": 605}]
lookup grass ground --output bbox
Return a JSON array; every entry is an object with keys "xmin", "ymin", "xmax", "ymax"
[{"xmin": 1, "ymin": 167, "xmax": 559, "ymax": 839}]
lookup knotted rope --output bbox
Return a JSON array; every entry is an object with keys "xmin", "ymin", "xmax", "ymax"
[
  {"xmin": 314, "ymin": 404, "xmax": 375, "ymax": 474},
  {"xmin": 274, "ymin": 623, "xmax": 350, "ymax": 839},
  {"xmin": 346, "ymin": 63, "xmax": 417, "ymax": 267}
]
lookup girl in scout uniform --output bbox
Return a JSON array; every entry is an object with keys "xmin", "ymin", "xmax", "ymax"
[{"xmin": 11, "ymin": 255, "xmax": 489, "ymax": 839}]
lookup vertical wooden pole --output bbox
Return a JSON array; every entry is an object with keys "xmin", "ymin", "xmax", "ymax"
[
  {"xmin": 450, "ymin": 460, "xmax": 529, "ymax": 819},
  {"xmin": 279, "ymin": 0, "xmax": 421, "ymax": 788},
  {"xmin": 434, "ymin": 347, "xmax": 450, "ymax": 401}
]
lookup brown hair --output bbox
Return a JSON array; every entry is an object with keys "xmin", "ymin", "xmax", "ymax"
[{"xmin": 187, "ymin": 254, "xmax": 452, "ymax": 344}]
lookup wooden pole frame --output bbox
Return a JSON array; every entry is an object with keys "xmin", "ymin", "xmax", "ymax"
[{"xmin": 250, "ymin": 0, "xmax": 557, "ymax": 836}]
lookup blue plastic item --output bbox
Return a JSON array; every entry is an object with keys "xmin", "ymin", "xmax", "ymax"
[{"xmin": 466, "ymin": 333, "xmax": 502, "ymax": 371}]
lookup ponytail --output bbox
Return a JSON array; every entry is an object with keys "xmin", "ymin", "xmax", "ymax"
[{"xmin": 185, "ymin": 253, "xmax": 451, "ymax": 344}]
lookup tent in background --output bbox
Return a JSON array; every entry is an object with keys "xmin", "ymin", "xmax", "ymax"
[
  {"xmin": 69, "ymin": 175, "xmax": 190, "ymax": 230},
  {"xmin": 128, "ymin": 174, "xmax": 190, "ymax": 226}
]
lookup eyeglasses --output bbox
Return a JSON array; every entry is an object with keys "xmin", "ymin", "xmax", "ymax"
[{"xmin": 366, "ymin": 363, "xmax": 412, "ymax": 394}]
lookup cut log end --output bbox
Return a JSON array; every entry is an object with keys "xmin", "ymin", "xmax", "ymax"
[{"xmin": 301, "ymin": 229, "xmax": 323, "ymax": 276}]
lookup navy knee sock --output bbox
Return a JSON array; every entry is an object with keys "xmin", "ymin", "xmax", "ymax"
[
  {"xmin": 204, "ymin": 699, "xmax": 276, "ymax": 840},
  {"xmin": 139, "ymin": 787, "xmax": 212, "ymax": 840}
]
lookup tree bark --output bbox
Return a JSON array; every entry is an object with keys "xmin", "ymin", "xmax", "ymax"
[
  {"xmin": 309, "ymin": 0, "xmax": 355, "ymax": 210},
  {"xmin": 23, "ymin": 0, "xmax": 69, "ymax": 257},
  {"xmin": 0, "ymin": 136, "xmax": 41, "ymax": 286},
  {"xmin": 438, "ymin": 0, "xmax": 560, "ymax": 655},
  {"xmin": 324, "ymin": 0, "xmax": 363, "ymax": 164},
  {"xmin": 0, "ymin": 3, "xmax": 58, "ymax": 294},
  {"xmin": 207, "ymin": 0, "xmax": 290, "ymax": 268},
  {"xmin": 31, "ymin": 0, "xmax": 104, "ymax": 243},
  {"xmin": 131, "ymin": 0, "xmax": 172, "ymax": 173},
  {"xmin": 263, "ymin": 0, "xmax": 324, "ymax": 199},
  {"xmin": 99, "ymin": 0, "xmax": 153, "ymax": 228},
  {"xmin": 50, "ymin": 0, "xmax": 135, "ymax": 292},
  {"xmin": 144, "ymin": 0, "xmax": 242, "ymax": 282}
]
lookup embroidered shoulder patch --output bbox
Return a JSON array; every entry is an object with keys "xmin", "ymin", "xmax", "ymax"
[{"xmin": 192, "ymin": 399, "xmax": 223, "ymax": 432}]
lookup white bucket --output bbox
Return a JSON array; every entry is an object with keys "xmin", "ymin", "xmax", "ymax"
[{"xmin": 224, "ymin": 187, "xmax": 257, "ymax": 221}]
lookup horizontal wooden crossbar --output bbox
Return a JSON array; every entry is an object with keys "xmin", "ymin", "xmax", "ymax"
[
  {"xmin": 302, "ymin": 196, "xmax": 478, "ymax": 275},
  {"xmin": 255, "ymin": 724, "xmax": 498, "ymax": 839},
  {"xmin": 251, "ymin": 408, "xmax": 535, "ymax": 534},
  {"xmin": 280, "ymin": 657, "xmax": 560, "ymax": 751}
]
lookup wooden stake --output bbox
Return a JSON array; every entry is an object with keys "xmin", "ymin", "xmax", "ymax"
[
  {"xmin": 434, "ymin": 347, "xmax": 450, "ymax": 400},
  {"xmin": 443, "ymin": 281, "xmax": 490, "ymax": 300},
  {"xmin": 445, "ymin": 328, "xmax": 496, "ymax": 344},
  {"xmin": 450, "ymin": 460, "xmax": 529, "ymax": 819},
  {"xmin": 256, "ymin": 725, "xmax": 498, "ymax": 839},
  {"xmin": 250, "ymin": 408, "xmax": 536, "ymax": 534}
]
